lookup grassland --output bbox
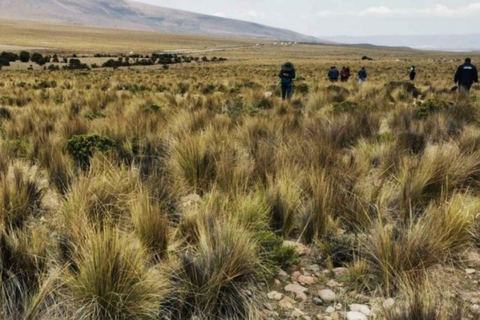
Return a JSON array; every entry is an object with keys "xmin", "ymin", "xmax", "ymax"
[{"xmin": 1, "ymin": 22, "xmax": 480, "ymax": 320}]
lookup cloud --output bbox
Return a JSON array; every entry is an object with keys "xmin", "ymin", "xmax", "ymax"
[{"xmin": 317, "ymin": 3, "xmax": 480, "ymax": 18}]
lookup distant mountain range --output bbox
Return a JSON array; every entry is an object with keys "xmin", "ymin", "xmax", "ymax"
[
  {"xmin": 327, "ymin": 34, "xmax": 480, "ymax": 52},
  {"xmin": 0, "ymin": 0, "xmax": 320, "ymax": 43}
]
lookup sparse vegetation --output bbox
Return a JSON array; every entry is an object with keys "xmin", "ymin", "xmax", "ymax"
[{"xmin": 0, "ymin": 38, "xmax": 479, "ymax": 320}]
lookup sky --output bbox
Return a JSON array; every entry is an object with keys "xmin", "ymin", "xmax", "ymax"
[{"xmin": 135, "ymin": 0, "xmax": 480, "ymax": 37}]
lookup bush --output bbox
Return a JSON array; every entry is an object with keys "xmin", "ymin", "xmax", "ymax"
[
  {"xmin": 19, "ymin": 51, "xmax": 30, "ymax": 63},
  {"xmin": 0, "ymin": 51, "xmax": 18, "ymax": 62},
  {"xmin": 30, "ymin": 53, "xmax": 43, "ymax": 64},
  {"xmin": 67, "ymin": 134, "xmax": 116, "ymax": 169},
  {"xmin": 0, "ymin": 57, "xmax": 10, "ymax": 67}
]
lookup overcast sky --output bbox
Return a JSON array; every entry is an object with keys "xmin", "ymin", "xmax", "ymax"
[{"xmin": 135, "ymin": 0, "xmax": 479, "ymax": 37}]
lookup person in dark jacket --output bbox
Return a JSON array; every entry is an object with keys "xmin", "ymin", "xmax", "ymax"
[
  {"xmin": 358, "ymin": 67, "xmax": 367, "ymax": 84},
  {"xmin": 328, "ymin": 66, "xmax": 340, "ymax": 82},
  {"xmin": 341, "ymin": 66, "xmax": 351, "ymax": 82},
  {"xmin": 454, "ymin": 58, "xmax": 478, "ymax": 93},
  {"xmin": 279, "ymin": 62, "xmax": 296, "ymax": 100},
  {"xmin": 410, "ymin": 66, "xmax": 416, "ymax": 81}
]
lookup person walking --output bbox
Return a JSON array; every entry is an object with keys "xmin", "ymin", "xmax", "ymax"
[
  {"xmin": 328, "ymin": 66, "xmax": 340, "ymax": 82},
  {"xmin": 358, "ymin": 66, "xmax": 367, "ymax": 84},
  {"xmin": 279, "ymin": 62, "xmax": 296, "ymax": 100},
  {"xmin": 410, "ymin": 66, "xmax": 416, "ymax": 81},
  {"xmin": 341, "ymin": 66, "xmax": 351, "ymax": 82},
  {"xmin": 454, "ymin": 58, "xmax": 478, "ymax": 93}
]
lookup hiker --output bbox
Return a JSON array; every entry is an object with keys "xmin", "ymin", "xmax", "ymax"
[
  {"xmin": 341, "ymin": 66, "xmax": 351, "ymax": 82},
  {"xmin": 279, "ymin": 62, "xmax": 296, "ymax": 100},
  {"xmin": 454, "ymin": 58, "xmax": 478, "ymax": 93},
  {"xmin": 328, "ymin": 66, "xmax": 340, "ymax": 82},
  {"xmin": 410, "ymin": 66, "xmax": 416, "ymax": 81},
  {"xmin": 358, "ymin": 66, "xmax": 367, "ymax": 84}
]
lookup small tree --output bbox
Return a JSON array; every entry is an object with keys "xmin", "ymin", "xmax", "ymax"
[
  {"xmin": 19, "ymin": 51, "xmax": 30, "ymax": 63},
  {"xmin": 31, "ymin": 53, "xmax": 43, "ymax": 64}
]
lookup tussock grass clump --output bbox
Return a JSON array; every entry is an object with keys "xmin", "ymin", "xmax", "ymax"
[
  {"xmin": 0, "ymin": 227, "xmax": 49, "ymax": 319},
  {"xmin": 63, "ymin": 228, "xmax": 166, "ymax": 320},
  {"xmin": 365, "ymin": 193, "xmax": 476, "ymax": 293},
  {"xmin": 171, "ymin": 220, "xmax": 260, "ymax": 320},
  {"xmin": 0, "ymin": 167, "xmax": 43, "ymax": 229},
  {"xmin": 131, "ymin": 192, "xmax": 169, "ymax": 263},
  {"xmin": 63, "ymin": 159, "xmax": 139, "ymax": 230}
]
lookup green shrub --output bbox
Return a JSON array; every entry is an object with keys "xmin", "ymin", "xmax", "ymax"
[
  {"xmin": 67, "ymin": 134, "xmax": 116, "ymax": 169},
  {"xmin": 255, "ymin": 231, "xmax": 299, "ymax": 276},
  {"xmin": 19, "ymin": 51, "xmax": 30, "ymax": 63}
]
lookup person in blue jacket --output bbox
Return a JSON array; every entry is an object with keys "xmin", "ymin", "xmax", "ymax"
[
  {"xmin": 358, "ymin": 66, "xmax": 368, "ymax": 84},
  {"xmin": 328, "ymin": 66, "xmax": 340, "ymax": 82},
  {"xmin": 454, "ymin": 58, "xmax": 478, "ymax": 93},
  {"xmin": 279, "ymin": 62, "xmax": 296, "ymax": 100}
]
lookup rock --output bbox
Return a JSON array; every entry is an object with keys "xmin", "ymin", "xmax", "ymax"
[
  {"xmin": 313, "ymin": 297, "xmax": 324, "ymax": 306},
  {"xmin": 318, "ymin": 289, "xmax": 336, "ymax": 303},
  {"xmin": 292, "ymin": 271, "xmax": 302, "ymax": 281},
  {"xmin": 333, "ymin": 267, "xmax": 348, "ymax": 276},
  {"xmin": 466, "ymin": 268, "xmax": 477, "ymax": 275},
  {"xmin": 331, "ymin": 312, "xmax": 340, "ymax": 320},
  {"xmin": 307, "ymin": 264, "xmax": 321, "ymax": 273},
  {"xmin": 326, "ymin": 306, "xmax": 335, "ymax": 313},
  {"xmin": 350, "ymin": 304, "xmax": 372, "ymax": 316},
  {"xmin": 283, "ymin": 240, "xmax": 310, "ymax": 256},
  {"xmin": 285, "ymin": 283, "xmax": 308, "ymax": 301},
  {"xmin": 274, "ymin": 279, "xmax": 282, "ymax": 287},
  {"xmin": 471, "ymin": 304, "xmax": 480, "ymax": 315},
  {"xmin": 347, "ymin": 311, "xmax": 368, "ymax": 320},
  {"xmin": 382, "ymin": 298, "xmax": 395, "ymax": 310},
  {"xmin": 264, "ymin": 302, "xmax": 276, "ymax": 311},
  {"xmin": 303, "ymin": 316, "xmax": 312, "ymax": 320},
  {"xmin": 468, "ymin": 251, "xmax": 480, "ymax": 265},
  {"xmin": 327, "ymin": 280, "xmax": 343, "ymax": 288},
  {"xmin": 278, "ymin": 269, "xmax": 289, "ymax": 280},
  {"xmin": 268, "ymin": 291, "xmax": 283, "ymax": 301},
  {"xmin": 180, "ymin": 193, "xmax": 201, "ymax": 208},
  {"xmin": 291, "ymin": 308, "xmax": 305, "ymax": 318},
  {"xmin": 335, "ymin": 303, "xmax": 342, "ymax": 310},
  {"xmin": 263, "ymin": 91, "xmax": 273, "ymax": 98},
  {"xmin": 298, "ymin": 275, "xmax": 317, "ymax": 285},
  {"xmin": 278, "ymin": 297, "xmax": 296, "ymax": 309}
]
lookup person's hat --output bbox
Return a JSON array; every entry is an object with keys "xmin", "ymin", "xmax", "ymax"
[{"xmin": 282, "ymin": 62, "xmax": 294, "ymax": 72}]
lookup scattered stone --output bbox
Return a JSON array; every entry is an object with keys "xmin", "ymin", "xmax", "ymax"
[
  {"xmin": 285, "ymin": 283, "xmax": 308, "ymax": 301},
  {"xmin": 291, "ymin": 308, "xmax": 305, "ymax": 318},
  {"xmin": 278, "ymin": 297, "xmax": 296, "ymax": 309},
  {"xmin": 327, "ymin": 280, "xmax": 343, "ymax": 288},
  {"xmin": 274, "ymin": 279, "xmax": 282, "ymax": 287},
  {"xmin": 313, "ymin": 297, "xmax": 324, "ymax": 306},
  {"xmin": 347, "ymin": 311, "xmax": 368, "ymax": 320},
  {"xmin": 267, "ymin": 291, "xmax": 283, "ymax": 301},
  {"xmin": 292, "ymin": 271, "xmax": 302, "ymax": 281},
  {"xmin": 299, "ymin": 275, "xmax": 317, "ymax": 285},
  {"xmin": 263, "ymin": 91, "xmax": 273, "ymax": 98},
  {"xmin": 264, "ymin": 302, "xmax": 276, "ymax": 311},
  {"xmin": 307, "ymin": 264, "xmax": 321, "ymax": 273},
  {"xmin": 283, "ymin": 240, "xmax": 311, "ymax": 256},
  {"xmin": 466, "ymin": 268, "xmax": 477, "ymax": 275},
  {"xmin": 318, "ymin": 289, "xmax": 336, "ymax": 303},
  {"xmin": 471, "ymin": 304, "xmax": 480, "ymax": 315},
  {"xmin": 382, "ymin": 298, "xmax": 395, "ymax": 310},
  {"xmin": 333, "ymin": 267, "xmax": 348, "ymax": 276},
  {"xmin": 326, "ymin": 306, "xmax": 335, "ymax": 314},
  {"xmin": 335, "ymin": 303, "xmax": 342, "ymax": 310},
  {"xmin": 468, "ymin": 251, "xmax": 480, "ymax": 265},
  {"xmin": 350, "ymin": 304, "xmax": 372, "ymax": 316},
  {"xmin": 278, "ymin": 269, "xmax": 289, "ymax": 280},
  {"xmin": 180, "ymin": 193, "xmax": 201, "ymax": 208}
]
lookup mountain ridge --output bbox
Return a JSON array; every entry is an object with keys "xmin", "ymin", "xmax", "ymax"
[{"xmin": 0, "ymin": 0, "xmax": 320, "ymax": 42}]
